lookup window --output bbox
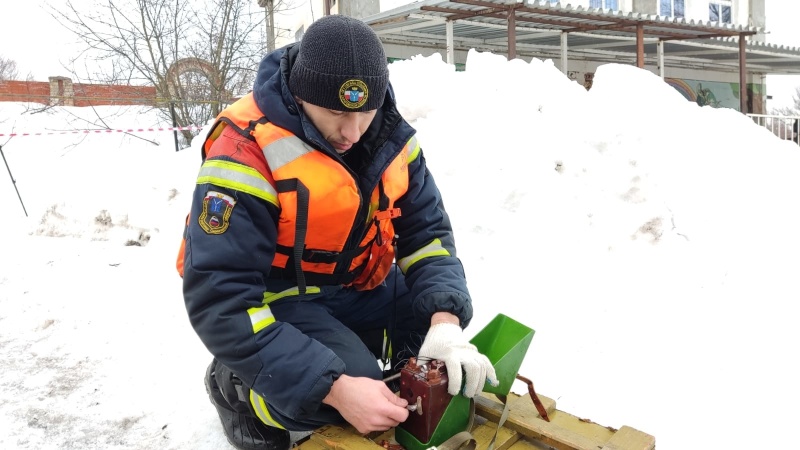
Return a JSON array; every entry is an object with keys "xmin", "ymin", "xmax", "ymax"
[
  {"xmin": 589, "ymin": 0, "xmax": 618, "ymax": 9},
  {"xmin": 709, "ymin": 1, "xmax": 732, "ymax": 24},
  {"xmin": 660, "ymin": 0, "xmax": 685, "ymax": 18}
]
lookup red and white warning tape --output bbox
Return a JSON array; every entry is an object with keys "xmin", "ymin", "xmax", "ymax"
[{"xmin": 0, "ymin": 125, "xmax": 205, "ymax": 137}]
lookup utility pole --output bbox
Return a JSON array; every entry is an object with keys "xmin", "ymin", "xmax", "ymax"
[{"xmin": 258, "ymin": 0, "xmax": 276, "ymax": 52}]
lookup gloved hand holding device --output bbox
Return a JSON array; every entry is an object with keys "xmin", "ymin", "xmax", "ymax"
[{"xmin": 418, "ymin": 320, "xmax": 499, "ymax": 398}]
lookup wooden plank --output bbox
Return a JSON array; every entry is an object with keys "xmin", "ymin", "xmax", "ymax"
[
  {"xmin": 507, "ymin": 437, "xmax": 553, "ymax": 450},
  {"xmin": 547, "ymin": 410, "xmax": 615, "ymax": 445},
  {"xmin": 296, "ymin": 393, "xmax": 655, "ymax": 450},
  {"xmin": 470, "ymin": 422, "xmax": 520, "ymax": 450},
  {"xmin": 474, "ymin": 394, "xmax": 611, "ymax": 450},
  {"xmin": 503, "ymin": 418, "xmax": 605, "ymax": 450},
  {"xmin": 309, "ymin": 425, "xmax": 383, "ymax": 450},
  {"xmin": 474, "ymin": 393, "xmax": 555, "ymax": 423},
  {"xmin": 297, "ymin": 438, "xmax": 330, "ymax": 450},
  {"xmin": 600, "ymin": 426, "xmax": 655, "ymax": 450}
]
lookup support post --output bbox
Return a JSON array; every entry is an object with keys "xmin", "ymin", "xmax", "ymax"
[
  {"xmin": 507, "ymin": 7, "xmax": 516, "ymax": 60},
  {"xmin": 1, "ymin": 145, "xmax": 28, "ymax": 217},
  {"xmin": 636, "ymin": 24, "xmax": 644, "ymax": 68},
  {"xmin": 446, "ymin": 20, "xmax": 454, "ymax": 65},
  {"xmin": 658, "ymin": 40, "xmax": 665, "ymax": 79},
  {"xmin": 739, "ymin": 34, "xmax": 748, "ymax": 113},
  {"xmin": 561, "ymin": 32, "xmax": 568, "ymax": 74}
]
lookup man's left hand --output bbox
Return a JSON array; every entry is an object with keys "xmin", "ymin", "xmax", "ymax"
[{"xmin": 418, "ymin": 319, "xmax": 498, "ymax": 398}]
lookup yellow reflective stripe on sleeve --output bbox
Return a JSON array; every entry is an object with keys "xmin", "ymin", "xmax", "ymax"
[
  {"xmin": 249, "ymin": 390, "xmax": 286, "ymax": 429},
  {"xmin": 197, "ymin": 159, "xmax": 279, "ymax": 207},
  {"xmin": 407, "ymin": 135, "xmax": 421, "ymax": 163},
  {"xmin": 248, "ymin": 304, "xmax": 275, "ymax": 334},
  {"xmin": 397, "ymin": 238, "xmax": 451, "ymax": 273},
  {"xmin": 249, "ymin": 287, "xmax": 321, "ymax": 334},
  {"xmin": 248, "ymin": 286, "xmax": 323, "ymax": 334},
  {"xmin": 263, "ymin": 286, "xmax": 321, "ymax": 304}
]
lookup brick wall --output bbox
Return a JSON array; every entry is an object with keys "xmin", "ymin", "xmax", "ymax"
[{"xmin": 0, "ymin": 77, "xmax": 157, "ymax": 107}]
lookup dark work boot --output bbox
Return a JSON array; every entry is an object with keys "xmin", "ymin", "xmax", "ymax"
[{"xmin": 205, "ymin": 360, "xmax": 291, "ymax": 450}]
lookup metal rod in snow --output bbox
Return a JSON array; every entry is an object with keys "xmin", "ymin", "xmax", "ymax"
[
  {"xmin": 170, "ymin": 101, "xmax": 180, "ymax": 152},
  {"xmin": 0, "ymin": 144, "xmax": 28, "ymax": 217}
]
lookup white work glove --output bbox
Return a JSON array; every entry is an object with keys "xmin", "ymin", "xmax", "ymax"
[{"xmin": 418, "ymin": 322, "xmax": 499, "ymax": 398}]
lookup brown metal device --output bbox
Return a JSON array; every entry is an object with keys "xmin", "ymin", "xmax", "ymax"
[{"xmin": 397, "ymin": 357, "xmax": 452, "ymax": 444}]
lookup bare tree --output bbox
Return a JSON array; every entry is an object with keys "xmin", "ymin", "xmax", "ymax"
[
  {"xmin": 51, "ymin": 0, "xmax": 293, "ymax": 145},
  {"xmin": 773, "ymin": 87, "xmax": 800, "ymax": 116},
  {"xmin": 0, "ymin": 56, "xmax": 19, "ymax": 81}
]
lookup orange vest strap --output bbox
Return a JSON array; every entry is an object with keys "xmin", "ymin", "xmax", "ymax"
[{"xmin": 373, "ymin": 208, "xmax": 401, "ymax": 221}]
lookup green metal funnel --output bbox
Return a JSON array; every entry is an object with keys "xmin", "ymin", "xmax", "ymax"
[{"xmin": 470, "ymin": 314, "xmax": 534, "ymax": 397}]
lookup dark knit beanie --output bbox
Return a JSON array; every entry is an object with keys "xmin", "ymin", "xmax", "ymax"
[{"xmin": 289, "ymin": 15, "xmax": 388, "ymax": 112}]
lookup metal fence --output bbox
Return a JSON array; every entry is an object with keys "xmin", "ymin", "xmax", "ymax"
[{"xmin": 747, "ymin": 114, "xmax": 800, "ymax": 145}]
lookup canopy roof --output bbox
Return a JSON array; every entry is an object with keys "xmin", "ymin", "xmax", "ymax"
[{"xmin": 365, "ymin": 0, "xmax": 800, "ymax": 75}]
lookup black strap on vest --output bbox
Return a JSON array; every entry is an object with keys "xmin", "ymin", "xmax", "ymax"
[
  {"xmin": 276, "ymin": 178, "xmax": 310, "ymax": 295},
  {"xmin": 273, "ymin": 243, "xmax": 368, "ymax": 264},
  {"xmin": 269, "ymin": 179, "xmax": 400, "ymax": 290}
]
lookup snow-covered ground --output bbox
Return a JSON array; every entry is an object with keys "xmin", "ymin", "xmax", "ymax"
[{"xmin": 2, "ymin": 50, "xmax": 799, "ymax": 449}]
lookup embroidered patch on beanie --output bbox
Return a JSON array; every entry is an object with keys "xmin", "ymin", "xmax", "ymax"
[
  {"xmin": 289, "ymin": 15, "xmax": 388, "ymax": 112},
  {"xmin": 339, "ymin": 79, "xmax": 369, "ymax": 109}
]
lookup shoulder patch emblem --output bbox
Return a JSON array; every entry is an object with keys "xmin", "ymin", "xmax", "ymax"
[
  {"xmin": 339, "ymin": 79, "xmax": 369, "ymax": 109},
  {"xmin": 199, "ymin": 191, "xmax": 236, "ymax": 235}
]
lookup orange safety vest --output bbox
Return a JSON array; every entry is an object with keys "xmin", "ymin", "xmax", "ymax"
[{"xmin": 178, "ymin": 94, "xmax": 411, "ymax": 292}]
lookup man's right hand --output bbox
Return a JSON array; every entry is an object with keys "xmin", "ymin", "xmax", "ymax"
[{"xmin": 322, "ymin": 374, "xmax": 410, "ymax": 434}]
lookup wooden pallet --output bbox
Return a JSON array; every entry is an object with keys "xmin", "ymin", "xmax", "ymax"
[{"xmin": 295, "ymin": 392, "xmax": 655, "ymax": 450}]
